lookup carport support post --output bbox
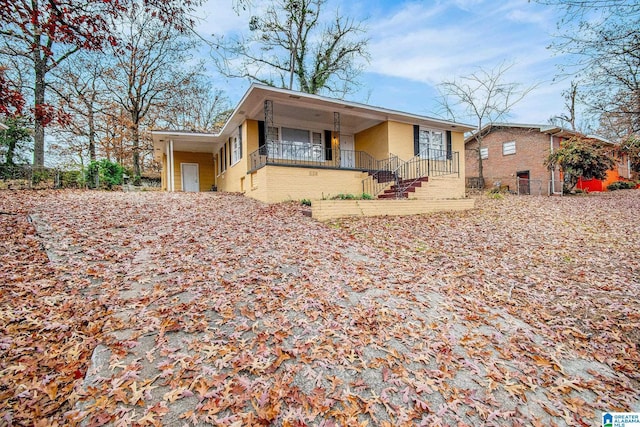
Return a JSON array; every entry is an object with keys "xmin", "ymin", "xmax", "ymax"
[
  {"xmin": 167, "ymin": 140, "xmax": 175, "ymax": 192},
  {"xmin": 333, "ymin": 112, "xmax": 340, "ymax": 160}
]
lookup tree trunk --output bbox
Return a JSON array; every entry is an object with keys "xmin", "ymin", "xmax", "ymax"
[
  {"xmin": 33, "ymin": 53, "xmax": 46, "ymax": 167},
  {"xmin": 132, "ymin": 123, "xmax": 141, "ymax": 180},
  {"xmin": 88, "ymin": 94, "xmax": 96, "ymax": 162},
  {"xmin": 5, "ymin": 138, "xmax": 16, "ymax": 166},
  {"xmin": 476, "ymin": 136, "xmax": 484, "ymax": 188}
]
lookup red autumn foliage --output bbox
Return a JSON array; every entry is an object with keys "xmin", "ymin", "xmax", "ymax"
[{"xmin": 0, "ymin": 67, "xmax": 24, "ymax": 117}]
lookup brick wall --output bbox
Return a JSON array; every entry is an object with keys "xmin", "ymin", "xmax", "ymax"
[
  {"xmin": 466, "ymin": 126, "xmax": 562, "ymax": 195},
  {"xmin": 312, "ymin": 199, "xmax": 475, "ymax": 221}
]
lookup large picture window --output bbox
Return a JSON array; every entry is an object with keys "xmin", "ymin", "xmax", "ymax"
[{"xmin": 267, "ymin": 126, "xmax": 324, "ymax": 161}]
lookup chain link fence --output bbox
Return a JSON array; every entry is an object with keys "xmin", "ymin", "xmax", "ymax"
[
  {"xmin": 0, "ymin": 164, "xmax": 161, "ymax": 190},
  {"xmin": 516, "ymin": 178, "xmax": 543, "ymax": 196},
  {"xmin": 0, "ymin": 165, "xmax": 67, "ymax": 190},
  {"xmin": 467, "ymin": 176, "xmax": 546, "ymax": 196}
]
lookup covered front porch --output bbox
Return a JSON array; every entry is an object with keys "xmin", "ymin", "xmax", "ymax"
[{"xmin": 151, "ymin": 131, "xmax": 223, "ymax": 192}]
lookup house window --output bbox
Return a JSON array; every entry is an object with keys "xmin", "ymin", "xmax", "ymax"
[
  {"xmin": 419, "ymin": 128, "xmax": 445, "ymax": 159},
  {"xmin": 480, "ymin": 147, "xmax": 489, "ymax": 159},
  {"xmin": 267, "ymin": 126, "xmax": 279, "ymax": 143},
  {"xmin": 231, "ymin": 136, "xmax": 241, "ymax": 165},
  {"xmin": 503, "ymin": 141, "xmax": 516, "ymax": 155},
  {"xmin": 267, "ymin": 126, "xmax": 324, "ymax": 161},
  {"xmin": 218, "ymin": 146, "xmax": 227, "ymax": 174}
]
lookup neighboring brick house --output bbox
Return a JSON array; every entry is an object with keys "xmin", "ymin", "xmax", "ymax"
[{"xmin": 465, "ymin": 123, "xmax": 632, "ymax": 195}]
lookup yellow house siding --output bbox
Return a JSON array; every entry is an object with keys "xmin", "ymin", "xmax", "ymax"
[
  {"xmin": 355, "ymin": 122, "xmax": 389, "ymax": 160},
  {"xmin": 354, "ymin": 121, "xmax": 413, "ymax": 161},
  {"xmin": 214, "ymin": 121, "xmax": 258, "ymax": 194},
  {"xmin": 172, "ymin": 151, "xmax": 215, "ymax": 192},
  {"xmin": 245, "ymin": 119, "xmax": 259, "ymax": 164},
  {"xmin": 387, "ymin": 121, "xmax": 414, "ymax": 160},
  {"xmin": 245, "ymin": 169, "xmax": 268, "ymax": 202},
  {"xmin": 244, "ymin": 166, "xmax": 369, "ymax": 203},
  {"xmin": 218, "ymin": 158, "xmax": 243, "ymax": 193}
]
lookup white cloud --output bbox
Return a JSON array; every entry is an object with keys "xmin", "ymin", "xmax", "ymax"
[
  {"xmin": 366, "ymin": 0, "xmax": 560, "ymax": 82},
  {"xmin": 191, "ymin": 0, "xmax": 573, "ymax": 123},
  {"xmin": 194, "ymin": 0, "xmax": 254, "ymax": 36},
  {"xmin": 354, "ymin": 0, "xmax": 573, "ymax": 122}
]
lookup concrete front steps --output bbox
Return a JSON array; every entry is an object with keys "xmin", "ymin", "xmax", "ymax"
[
  {"xmin": 378, "ymin": 177, "xmax": 429, "ymax": 199},
  {"xmin": 377, "ymin": 175, "xmax": 465, "ymax": 200}
]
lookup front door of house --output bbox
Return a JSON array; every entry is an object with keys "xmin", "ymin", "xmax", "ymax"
[
  {"xmin": 340, "ymin": 134, "xmax": 355, "ymax": 168},
  {"xmin": 181, "ymin": 163, "xmax": 199, "ymax": 192},
  {"xmin": 517, "ymin": 171, "xmax": 530, "ymax": 195}
]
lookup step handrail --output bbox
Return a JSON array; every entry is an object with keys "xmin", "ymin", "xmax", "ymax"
[
  {"xmin": 362, "ymin": 153, "xmax": 401, "ymax": 197},
  {"xmin": 365, "ymin": 149, "xmax": 460, "ymax": 198}
]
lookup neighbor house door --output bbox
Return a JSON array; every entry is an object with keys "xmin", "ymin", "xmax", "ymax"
[
  {"xmin": 181, "ymin": 163, "xmax": 199, "ymax": 192},
  {"xmin": 517, "ymin": 171, "xmax": 530, "ymax": 195},
  {"xmin": 340, "ymin": 134, "xmax": 355, "ymax": 168}
]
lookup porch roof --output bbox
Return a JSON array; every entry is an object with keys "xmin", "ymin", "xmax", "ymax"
[
  {"xmin": 151, "ymin": 130, "xmax": 221, "ymax": 161},
  {"xmin": 152, "ymin": 84, "xmax": 474, "ymax": 159}
]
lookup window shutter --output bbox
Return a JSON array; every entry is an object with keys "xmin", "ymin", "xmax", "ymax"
[
  {"xmin": 258, "ymin": 121, "xmax": 265, "ymax": 148},
  {"xmin": 414, "ymin": 125, "xmax": 420, "ymax": 156},
  {"xmin": 324, "ymin": 130, "xmax": 332, "ymax": 160},
  {"xmin": 446, "ymin": 130, "xmax": 452, "ymax": 160}
]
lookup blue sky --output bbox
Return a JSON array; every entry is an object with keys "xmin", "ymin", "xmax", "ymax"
[{"xmin": 196, "ymin": 0, "xmax": 571, "ymax": 126}]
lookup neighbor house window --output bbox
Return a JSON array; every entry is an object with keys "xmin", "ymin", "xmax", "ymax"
[
  {"xmin": 267, "ymin": 126, "xmax": 324, "ymax": 161},
  {"xmin": 480, "ymin": 147, "xmax": 489, "ymax": 159},
  {"xmin": 503, "ymin": 141, "xmax": 516, "ymax": 155},
  {"xmin": 419, "ymin": 128, "xmax": 445, "ymax": 159}
]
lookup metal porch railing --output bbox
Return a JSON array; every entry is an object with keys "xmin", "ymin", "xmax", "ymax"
[
  {"xmin": 248, "ymin": 142, "xmax": 378, "ymax": 172},
  {"xmin": 363, "ymin": 149, "xmax": 460, "ymax": 199}
]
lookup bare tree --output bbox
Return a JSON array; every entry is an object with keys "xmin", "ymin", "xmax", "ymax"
[
  {"xmin": 105, "ymin": 9, "xmax": 202, "ymax": 181},
  {"xmin": 438, "ymin": 62, "xmax": 536, "ymax": 186},
  {"xmin": 51, "ymin": 52, "xmax": 108, "ymax": 164},
  {"xmin": 158, "ymin": 81, "xmax": 232, "ymax": 133},
  {"xmin": 550, "ymin": 81, "xmax": 579, "ymax": 131},
  {"xmin": 535, "ymin": 0, "xmax": 640, "ymax": 137},
  {"xmin": 213, "ymin": 0, "xmax": 369, "ymax": 97},
  {"xmin": 0, "ymin": 0, "xmax": 203, "ymax": 167}
]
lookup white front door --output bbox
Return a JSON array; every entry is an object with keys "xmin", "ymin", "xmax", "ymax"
[
  {"xmin": 181, "ymin": 163, "xmax": 199, "ymax": 192},
  {"xmin": 340, "ymin": 134, "xmax": 355, "ymax": 168}
]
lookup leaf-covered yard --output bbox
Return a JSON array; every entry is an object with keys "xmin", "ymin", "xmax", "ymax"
[{"xmin": 1, "ymin": 190, "xmax": 638, "ymax": 426}]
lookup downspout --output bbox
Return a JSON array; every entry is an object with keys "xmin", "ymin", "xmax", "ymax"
[
  {"xmin": 550, "ymin": 134, "xmax": 555, "ymax": 196},
  {"xmin": 549, "ymin": 133, "xmax": 564, "ymax": 196}
]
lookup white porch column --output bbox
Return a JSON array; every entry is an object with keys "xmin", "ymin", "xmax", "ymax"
[{"xmin": 168, "ymin": 139, "xmax": 175, "ymax": 192}]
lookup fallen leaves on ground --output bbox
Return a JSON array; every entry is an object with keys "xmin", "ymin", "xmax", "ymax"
[{"xmin": 0, "ymin": 189, "xmax": 638, "ymax": 426}]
